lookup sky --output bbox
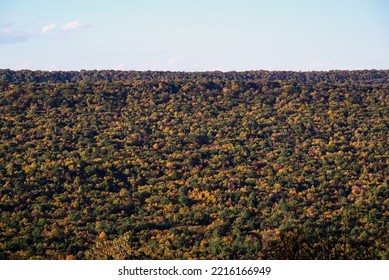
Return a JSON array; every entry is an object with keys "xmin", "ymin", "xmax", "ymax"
[{"xmin": 0, "ymin": 0, "xmax": 388, "ymax": 71}]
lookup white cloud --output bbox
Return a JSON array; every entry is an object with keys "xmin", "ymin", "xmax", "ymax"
[
  {"xmin": 116, "ymin": 64, "xmax": 127, "ymax": 70},
  {"xmin": 0, "ymin": 24, "xmax": 30, "ymax": 44},
  {"xmin": 16, "ymin": 61, "xmax": 32, "ymax": 69},
  {"xmin": 62, "ymin": 20, "xmax": 86, "ymax": 31},
  {"xmin": 1, "ymin": 26, "xmax": 12, "ymax": 33},
  {"xmin": 167, "ymin": 58, "xmax": 177, "ymax": 65},
  {"xmin": 311, "ymin": 61, "xmax": 334, "ymax": 70},
  {"xmin": 41, "ymin": 24, "xmax": 56, "ymax": 34}
]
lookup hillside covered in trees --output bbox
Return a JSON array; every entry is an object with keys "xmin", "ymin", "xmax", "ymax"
[{"xmin": 0, "ymin": 69, "xmax": 388, "ymax": 259}]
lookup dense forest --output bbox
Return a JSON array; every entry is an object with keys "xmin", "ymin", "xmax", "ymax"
[{"xmin": 0, "ymin": 69, "xmax": 388, "ymax": 260}]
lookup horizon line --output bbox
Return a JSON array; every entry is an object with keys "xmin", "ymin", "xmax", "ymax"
[{"xmin": 2, "ymin": 68, "xmax": 389, "ymax": 73}]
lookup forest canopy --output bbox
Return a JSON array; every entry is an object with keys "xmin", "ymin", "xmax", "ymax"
[{"xmin": 0, "ymin": 69, "xmax": 388, "ymax": 259}]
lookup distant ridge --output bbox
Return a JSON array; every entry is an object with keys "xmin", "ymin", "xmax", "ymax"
[{"xmin": 1, "ymin": 69, "xmax": 388, "ymax": 85}]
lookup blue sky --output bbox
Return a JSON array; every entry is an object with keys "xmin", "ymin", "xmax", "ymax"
[{"xmin": 1, "ymin": 0, "xmax": 388, "ymax": 71}]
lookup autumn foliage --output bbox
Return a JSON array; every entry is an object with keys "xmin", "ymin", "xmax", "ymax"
[{"xmin": 0, "ymin": 69, "xmax": 388, "ymax": 259}]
